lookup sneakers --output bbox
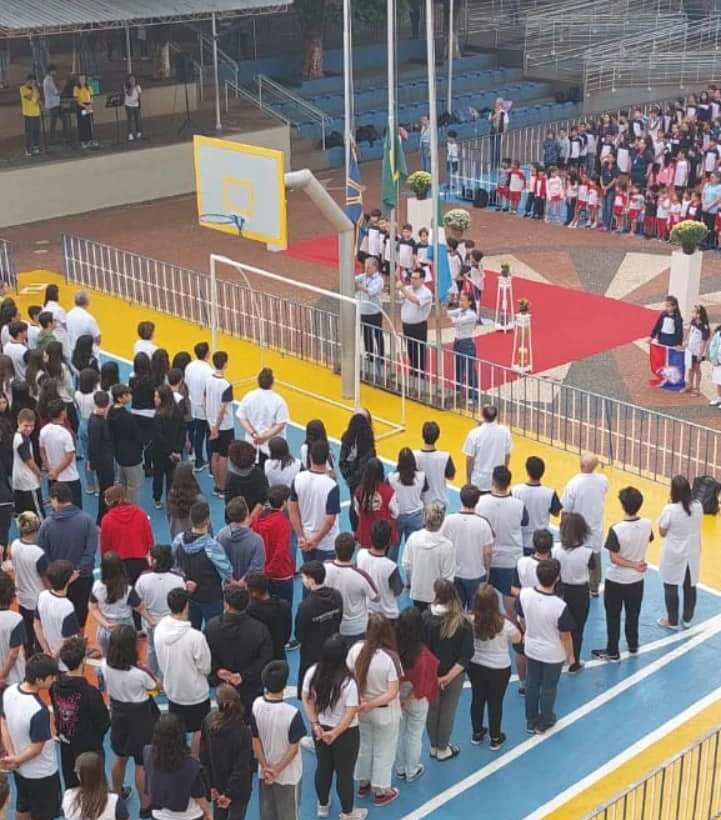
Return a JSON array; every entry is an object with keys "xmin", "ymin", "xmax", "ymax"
[
  {"xmin": 435, "ymin": 744, "xmax": 460, "ymax": 761},
  {"xmin": 628, "ymin": 646, "xmax": 639, "ymax": 655},
  {"xmin": 405, "ymin": 764, "xmax": 425, "ymax": 783},
  {"xmin": 373, "ymin": 788, "xmax": 400, "ymax": 807},
  {"xmin": 471, "ymin": 729, "xmax": 486, "ymax": 745},
  {"xmin": 317, "ymin": 802, "xmax": 330, "ymax": 818},
  {"xmin": 657, "ymin": 617, "xmax": 680, "ymax": 631},
  {"xmin": 154, "ymin": 500, "xmax": 163, "ymax": 510},
  {"xmin": 489, "ymin": 733, "xmax": 506, "ymax": 751},
  {"xmin": 568, "ymin": 662, "xmax": 584, "ymax": 674},
  {"xmin": 128, "ymin": 133, "xmax": 134, "ymax": 141},
  {"xmin": 285, "ymin": 639, "xmax": 299, "ymax": 651},
  {"xmin": 682, "ymin": 619, "xmax": 693, "ymax": 628},
  {"xmin": 340, "ymin": 810, "xmax": 368, "ymax": 820},
  {"xmin": 710, "ymin": 398, "xmax": 721, "ymax": 406},
  {"xmin": 526, "ymin": 720, "xmax": 539, "ymax": 735},
  {"xmin": 193, "ymin": 463, "xmax": 207, "ymax": 473},
  {"xmin": 357, "ymin": 783, "xmax": 371, "ymax": 798},
  {"xmin": 591, "ymin": 649, "xmax": 620, "ymax": 661}
]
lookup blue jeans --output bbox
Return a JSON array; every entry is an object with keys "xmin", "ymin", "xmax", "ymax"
[
  {"xmin": 525, "ymin": 658, "xmax": 563, "ymax": 730},
  {"xmin": 392, "ymin": 510, "xmax": 424, "ymax": 562},
  {"xmin": 191, "ymin": 418, "xmax": 210, "ymax": 468},
  {"xmin": 454, "ymin": 576, "xmax": 485, "ymax": 610},
  {"xmin": 189, "ymin": 598, "xmax": 223, "ymax": 630},
  {"xmin": 454, "ymin": 337, "xmax": 478, "ymax": 400},
  {"xmin": 269, "ymin": 578, "xmax": 293, "ymax": 609},
  {"xmin": 602, "ymin": 189, "xmax": 615, "ymax": 229},
  {"xmin": 420, "ymin": 143, "xmax": 431, "ymax": 171}
]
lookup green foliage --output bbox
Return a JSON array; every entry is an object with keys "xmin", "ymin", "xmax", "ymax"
[
  {"xmin": 670, "ymin": 219, "xmax": 708, "ymax": 252},
  {"xmin": 407, "ymin": 171, "xmax": 432, "ymax": 198},
  {"xmin": 443, "ymin": 208, "xmax": 472, "ymax": 232}
]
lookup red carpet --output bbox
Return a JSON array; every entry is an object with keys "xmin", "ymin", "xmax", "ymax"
[{"xmin": 283, "ymin": 234, "xmax": 657, "ymax": 381}]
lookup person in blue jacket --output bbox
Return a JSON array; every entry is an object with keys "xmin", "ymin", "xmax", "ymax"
[{"xmin": 650, "ymin": 295, "xmax": 683, "ymax": 348}]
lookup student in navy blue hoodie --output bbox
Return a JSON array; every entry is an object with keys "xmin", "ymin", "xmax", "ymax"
[
  {"xmin": 172, "ymin": 501, "xmax": 232, "ymax": 629},
  {"xmin": 37, "ymin": 481, "xmax": 97, "ymax": 627}
]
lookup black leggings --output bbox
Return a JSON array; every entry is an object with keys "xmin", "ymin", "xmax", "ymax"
[
  {"xmin": 664, "ymin": 566, "xmax": 697, "ymax": 627},
  {"xmin": 604, "ymin": 578, "xmax": 644, "ymax": 654},
  {"xmin": 314, "ymin": 725, "xmax": 360, "ymax": 814},
  {"xmin": 468, "ymin": 662, "xmax": 511, "ymax": 739},
  {"xmin": 562, "ymin": 582, "xmax": 590, "ymax": 663}
]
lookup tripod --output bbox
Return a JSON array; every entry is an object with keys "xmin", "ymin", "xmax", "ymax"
[{"xmin": 177, "ymin": 78, "xmax": 194, "ymax": 137}]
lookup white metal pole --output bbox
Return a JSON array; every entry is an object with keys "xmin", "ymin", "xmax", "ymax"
[
  {"xmin": 212, "ymin": 13, "xmax": 222, "ymax": 133},
  {"xmin": 343, "ymin": 0, "xmax": 352, "ymax": 202},
  {"xmin": 209, "ymin": 255, "xmax": 218, "ymax": 352},
  {"xmin": 447, "ymin": 0, "xmax": 454, "ymax": 113},
  {"xmin": 426, "ymin": 0, "xmax": 442, "ymax": 394},
  {"xmin": 341, "ymin": 0, "xmax": 356, "ymax": 401},
  {"xmin": 125, "ymin": 25, "xmax": 133, "ymax": 75},
  {"xmin": 388, "ymin": 0, "xmax": 397, "ymax": 374}
]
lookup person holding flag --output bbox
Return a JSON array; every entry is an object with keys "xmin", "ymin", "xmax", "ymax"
[{"xmin": 649, "ymin": 296, "xmax": 686, "ymax": 391}]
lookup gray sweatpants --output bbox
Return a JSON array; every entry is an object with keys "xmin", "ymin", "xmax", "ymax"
[
  {"xmin": 116, "ymin": 462, "xmax": 144, "ymax": 504},
  {"xmin": 259, "ymin": 781, "xmax": 299, "ymax": 820},
  {"xmin": 426, "ymin": 673, "xmax": 464, "ymax": 751}
]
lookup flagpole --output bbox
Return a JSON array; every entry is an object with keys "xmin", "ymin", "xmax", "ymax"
[
  {"xmin": 341, "ymin": 0, "xmax": 356, "ymax": 400},
  {"xmin": 387, "ymin": 0, "xmax": 397, "ymax": 379},
  {"xmin": 426, "ymin": 0, "xmax": 442, "ymax": 401},
  {"xmin": 447, "ymin": 0, "xmax": 454, "ymax": 114},
  {"xmin": 343, "ymin": 0, "xmax": 352, "ymax": 205}
]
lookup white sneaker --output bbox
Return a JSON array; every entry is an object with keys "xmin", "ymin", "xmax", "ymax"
[
  {"xmin": 137, "ymin": 132, "xmax": 143, "ymax": 138},
  {"xmin": 709, "ymin": 398, "xmax": 721, "ymax": 406},
  {"xmin": 340, "ymin": 810, "xmax": 368, "ymax": 820},
  {"xmin": 300, "ymin": 736, "xmax": 315, "ymax": 752},
  {"xmin": 128, "ymin": 133, "xmax": 134, "ymax": 141},
  {"xmin": 317, "ymin": 802, "xmax": 329, "ymax": 818}
]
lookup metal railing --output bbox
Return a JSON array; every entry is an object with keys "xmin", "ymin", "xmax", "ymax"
[
  {"xmin": 256, "ymin": 74, "xmax": 331, "ymax": 149},
  {"xmin": 189, "ymin": 23, "xmax": 240, "ymax": 89},
  {"xmin": 0, "ymin": 239, "xmax": 17, "ymax": 292},
  {"xmin": 586, "ymin": 722, "xmax": 721, "ymax": 819},
  {"xmin": 60, "ymin": 235, "xmax": 721, "ymax": 484},
  {"xmin": 224, "ymin": 78, "xmax": 292, "ymax": 126}
]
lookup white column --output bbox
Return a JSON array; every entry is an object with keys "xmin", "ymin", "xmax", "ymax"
[
  {"xmin": 212, "ymin": 13, "xmax": 222, "ymax": 133},
  {"xmin": 668, "ymin": 249, "xmax": 702, "ymax": 324},
  {"xmin": 125, "ymin": 25, "xmax": 133, "ymax": 75}
]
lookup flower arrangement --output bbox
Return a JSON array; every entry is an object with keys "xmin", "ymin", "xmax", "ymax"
[
  {"xmin": 518, "ymin": 298, "xmax": 530, "ymax": 313},
  {"xmin": 407, "ymin": 171, "xmax": 432, "ymax": 199},
  {"xmin": 500, "ymin": 262, "xmax": 511, "ymax": 277},
  {"xmin": 670, "ymin": 220, "xmax": 708, "ymax": 254},
  {"xmin": 443, "ymin": 208, "xmax": 471, "ymax": 234}
]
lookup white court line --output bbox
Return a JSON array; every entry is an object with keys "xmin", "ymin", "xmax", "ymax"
[
  {"xmin": 524, "ymin": 684, "xmax": 721, "ymax": 819},
  {"xmin": 400, "ymin": 613, "xmax": 721, "ymax": 820}
]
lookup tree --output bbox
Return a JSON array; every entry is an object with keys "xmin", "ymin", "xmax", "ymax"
[{"xmin": 296, "ymin": 0, "xmax": 407, "ymax": 80}]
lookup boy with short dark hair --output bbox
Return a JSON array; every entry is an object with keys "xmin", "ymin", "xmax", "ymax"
[
  {"xmin": 252, "ymin": 485, "xmax": 294, "ymax": 607},
  {"xmin": 251, "ymin": 660, "xmax": 305, "ymax": 820},
  {"xmin": 26, "ymin": 305, "xmax": 42, "ymax": 349},
  {"xmin": 50, "ymin": 635, "xmax": 110, "ymax": 789},
  {"xmin": 36, "ymin": 311, "xmax": 57, "ymax": 351},
  {"xmin": 39, "ymin": 400, "xmax": 81, "ymax": 509},
  {"xmin": 0, "ymin": 571, "xmax": 26, "ymax": 688},
  {"xmin": 34, "ymin": 559, "xmax": 81, "ymax": 660},
  {"xmin": 356, "ymin": 519, "xmax": 403, "ymax": 620},
  {"xmin": 205, "ymin": 350, "xmax": 234, "ymax": 496},
  {"xmin": 512, "ymin": 528, "xmax": 554, "ymax": 595},
  {"xmin": 323, "ymin": 533, "xmax": 377, "ymax": 646},
  {"xmin": 12, "ymin": 408, "xmax": 43, "ymax": 517},
  {"xmin": 414, "ymin": 421, "xmax": 455, "ymax": 510},
  {"xmin": 511, "ymin": 456, "xmax": 562, "ymax": 556},
  {"xmin": 246, "ymin": 573, "xmax": 292, "ymax": 661},
  {"xmin": 88, "ymin": 390, "xmax": 115, "ymax": 524},
  {"xmin": 1, "ymin": 653, "xmax": 61, "ymax": 820}
]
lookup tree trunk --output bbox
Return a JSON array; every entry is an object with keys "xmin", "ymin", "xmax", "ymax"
[{"xmin": 303, "ymin": 31, "xmax": 324, "ymax": 79}]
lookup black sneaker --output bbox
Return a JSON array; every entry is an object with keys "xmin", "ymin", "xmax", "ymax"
[
  {"xmin": 526, "ymin": 721, "xmax": 538, "ymax": 735},
  {"xmin": 568, "ymin": 662, "xmax": 584, "ymax": 674},
  {"xmin": 285, "ymin": 639, "xmax": 299, "ymax": 651},
  {"xmin": 471, "ymin": 728, "xmax": 486, "ymax": 745},
  {"xmin": 591, "ymin": 648, "xmax": 620, "ymax": 661},
  {"xmin": 489, "ymin": 733, "xmax": 506, "ymax": 751},
  {"xmin": 139, "ymin": 808, "xmax": 153, "ymax": 819},
  {"xmin": 628, "ymin": 646, "xmax": 638, "ymax": 655},
  {"xmin": 518, "ymin": 685, "xmax": 526, "ymax": 696},
  {"xmin": 120, "ymin": 787, "xmax": 132, "ymax": 801}
]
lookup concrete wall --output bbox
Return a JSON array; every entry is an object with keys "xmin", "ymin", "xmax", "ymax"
[
  {"xmin": 0, "ymin": 82, "xmax": 199, "ymax": 139},
  {"xmin": 0, "ymin": 124, "xmax": 291, "ymax": 228}
]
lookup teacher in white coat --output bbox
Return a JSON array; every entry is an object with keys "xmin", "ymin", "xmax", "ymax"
[{"xmin": 657, "ymin": 475, "xmax": 703, "ymax": 630}]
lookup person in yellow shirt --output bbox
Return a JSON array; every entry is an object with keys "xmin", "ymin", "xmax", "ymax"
[
  {"xmin": 73, "ymin": 74, "xmax": 95, "ymax": 148},
  {"xmin": 19, "ymin": 74, "xmax": 41, "ymax": 157}
]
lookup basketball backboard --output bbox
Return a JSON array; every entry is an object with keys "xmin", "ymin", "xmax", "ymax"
[{"xmin": 193, "ymin": 136, "xmax": 287, "ymax": 247}]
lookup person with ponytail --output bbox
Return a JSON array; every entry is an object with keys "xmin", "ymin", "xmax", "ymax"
[
  {"xmin": 302, "ymin": 635, "xmax": 366, "ymax": 820},
  {"xmin": 200, "ymin": 683, "xmax": 253, "ymax": 820},
  {"xmin": 346, "ymin": 613, "xmax": 402, "ymax": 808},
  {"xmin": 422, "ymin": 579, "xmax": 473, "ymax": 761}
]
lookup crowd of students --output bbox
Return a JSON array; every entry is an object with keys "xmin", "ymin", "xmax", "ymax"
[
  {"xmin": 489, "ymin": 85, "xmax": 721, "ymax": 244},
  {"xmin": 0, "ymin": 285, "xmax": 706, "ymax": 820}
]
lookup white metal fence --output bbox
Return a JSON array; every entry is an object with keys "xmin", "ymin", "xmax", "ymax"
[
  {"xmin": 0, "ymin": 239, "xmax": 16, "ymax": 292},
  {"xmin": 61, "ymin": 234, "xmax": 721, "ymax": 483}
]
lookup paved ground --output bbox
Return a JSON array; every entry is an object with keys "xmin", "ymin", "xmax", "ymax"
[{"xmin": 5, "ymin": 156, "xmax": 721, "ymax": 427}]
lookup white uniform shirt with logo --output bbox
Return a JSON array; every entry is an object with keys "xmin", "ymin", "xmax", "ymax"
[
  {"xmin": 560, "ymin": 472, "xmax": 609, "ymax": 550},
  {"xmin": 442, "ymin": 511, "xmax": 494, "ymax": 580},
  {"xmin": 250, "ymin": 697, "xmax": 305, "ymax": 786},
  {"xmin": 290, "ymin": 471, "xmax": 341, "ymax": 553},
  {"xmin": 475, "ymin": 494, "xmax": 527, "ymax": 569},
  {"xmin": 605, "ymin": 518, "xmax": 653, "ymax": 585},
  {"xmin": 38, "ymin": 422, "xmax": 79, "ymax": 482},
  {"xmin": 511, "ymin": 483, "xmax": 562, "ymax": 550},
  {"xmin": 518, "ymin": 587, "xmax": 574, "ymax": 665},
  {"xmin": 204, "ymin": 373, "xmax": 234, "ymax": 431},
  {"xmin": 236, "ymin": 387, "xmax": 289, "ymax": 456},
  {"xmin": 184, "ymin": 359, "xmax": 214, "ymax": 420},
  {"xmin": 2, "ymin": 683, "xmax": 57, "ymax": 778},
  {"xmin": 463, "ymin": 422, "xmax": 513, "ymax": 491}
]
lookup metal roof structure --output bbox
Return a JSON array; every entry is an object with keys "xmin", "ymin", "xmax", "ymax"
[{"xmin": 0, "ymin": 0, "xmax": 291, "ymax": 37}]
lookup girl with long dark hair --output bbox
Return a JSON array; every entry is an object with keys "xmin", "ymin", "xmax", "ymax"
[
  {"xmin": 167, "ymin": 461, "xmax": 207, "ymax": 538},
  {"xmin": 88, "ymin": 552, "xmax": 146, "ymax": 657},
  {"xmin": 129, "ymin": 352, "xmax": 155, "ymax": 473},
  {"xmin": 649, "ymin": 294, "xmax": 683, "ymax": 348},
  {"xmin": 468, "ymin": 583, "xmax": 521, "ymax": 751},
  {"xmin": 62, "ymin": 751, "xmax": 129, "ymax": 820},
  {"xmin": 100, "ymin": 361, "xmax": 120, "ymax": 395},
  {"xmin": 264, "ymin": 435, "xmax": 302, "ymax": 488},
  {"xmin": 302, "ymin": 635, "xmax": 363, "ymax": 819},
  {"xmin": 339, "ymin": 410, "xmax": 376, "ymax": 531},
  {"xmin": 394, "ymin": 606, "xmax": 439, "ymax": 781},
  {"xmin": 353, "ymin": 457, "xmax": 398, "ymax": 549},
  {"xmin": 300, "ymin": 419, "xmax": 335, "ymax": 475},
  {"xmin": 200, "ymin": 684, "xmax": 252, "ymax": 820},
  {"xmin": 45, "ymin": 339, "xmax": 77, "ymax": 430},
  {"xmin": 24, "ymin": 349, "xmax": 46, "ymax": 398},
  {"xmin": 151, "ymin": 384, "xmax": 185, "ymax": 509},
  {"xmin": 71, "ymin": 333, "xmax": 99, "ymax": 375},
  {"xmin": 346, "ymin": 613, "xmax": 402, "ymax": 807},
  {"xmin": 422, "ymin": 579, "xmax": 473, "ymax": 761},
  {"xmin": 75, "ymin": 367, "xmax": 100, "ymax": 492},
  {"xmin": 143, "ymin": 714, "xmax": 211, "ymax": 820},
  {"xmin": 388, "ymin": 447, "xmax": 426, "ymax": 560},
  {"xmin": 658, "ymin": 475, "xmax": 703, "ymax": 629},
  {"xmin": 151, "ymin": 348, "xmax": 170, "ymax": 388}
]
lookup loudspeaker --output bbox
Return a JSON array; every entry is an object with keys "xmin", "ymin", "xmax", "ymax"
[
  {"xmin": 174, "ymin": 53, "xmax": 193, "ymax": 84},
  {"xmin": 474, "ymin": 188, "xmax": 489, "ymax": 208}
]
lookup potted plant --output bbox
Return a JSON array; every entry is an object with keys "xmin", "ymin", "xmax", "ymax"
[
  {"xmin": 443, "ymin": 207, "xmax": 472, "ymax": 239},
  {"xmin": 407, "ymin": 171, "xmax": 432, "ymax": 200},
  {"xmin": 670, "ymin": 220, "xmax": 708, "ymax": 254}
]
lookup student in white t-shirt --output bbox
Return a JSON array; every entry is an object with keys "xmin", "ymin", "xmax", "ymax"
[
  {"xmin": 388, "ymin": 447, "xmax": 427, "ymax": 561},
  {"xmin": 264, "ymin": 436, "xmax": 302, "ymax": 489},
  {"xmin": 301, "ymin": 635, "xmax": 365, "ymax": 820},
  {"xmin": 552, "ymin": 513, "xmax": 595, "ymax": 673},
  {"xmin": 204, "ymin": 350, "xmax": 235, "ymax": 496},
  {"xmin": 39, "ymin": 399, "xmax": 81, "ymax": 509},
  {"xmin": 356, "ymin": 520, "xmax": 403, "ymax": 621},
  {"xmin": 12, "ymin": 408, "xmax": 43, "ymax": 518},
  {"xmin": 62, "ymin": 750, "xmax": 130, "ymax": 820},
  {"xmin": 516, "ymin": 559, "xmax": 575, "ymax": 734},
  {"xmin": 560, "ymin": 454, "xmax": 609, "ymax": 597},
  {"xmin": 346, "ymin": 614, "xmax": 402, "ymax": 808},
  {"xmin": 8, "ymin": 510, "xmax": 47, "ymax": 658},
  {"xmin": 511, "ymin": 456, "xmax": 562, "ymax": 554},
  {"xmin": 3, "ymin": 319, "xmax": 29, "ymax": 379},
  {"xmin": 468, "ymin": 583, "xmax": 522, "ymax": 751},
  {"xmin": 133, "ymin": 320, "xmax": 157, "ymax": 359},
  {"xmin": 592, "ymin": 486, "xmax": 651, "ymax": 661},
  {"xmin": 2, "ymin": 653, "xmax": 62, "ymax": 820},
  {"xmin": 184, "ymin": 342, "xmax": 213, "ymax": 472},
  {"xmin": 0, "ymin": 572, "xmax": 26, "ymax": 687},
  {"xmin": 413, "ymin": 421, "xmax": 456, "ymax": 510},
  {"xmin": 512, "ymin": 528, "xmax": 553, "ymax": 595},
  {"xmin": 237, "ymin": 368, "xmax": 289, "ymax": 465},
  {"xmin": 34, "ymin": 560, "xmax": 81, "ymax": 661},
  {"xmin": 463, "ymin": 406, "xmax": 512, "ymax": 492},
  {"xmin": 442, "ymin": 484, "xmax": 494, "ymax": 609},
  {"xmin": 324, "ymin": 533, "xmax": 378, "ymax": 644},
  {"xmin": 88, "ymin": 553, "xmax": 146, "ymax": 657}
]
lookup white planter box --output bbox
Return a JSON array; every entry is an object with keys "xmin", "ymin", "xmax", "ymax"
[
  {"xmin": 406, "ymin": 196, "xmax": 434, "ymax": 237},
  {"xmin": 668, "ymin": 249, "xmax": 702, "ymax": 322}
]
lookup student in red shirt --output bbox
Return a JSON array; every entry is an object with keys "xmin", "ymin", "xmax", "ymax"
[
  {"xmin": 99, "ymin": 484, "xmax": 154, "ymax": 626},
  {"xmin": 252, "ymin": 485, "xmax": 295, "ymax": 607},
  {"xmin": 353, "ymin": 458, "xmax": 399, "ymax": 550}
]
